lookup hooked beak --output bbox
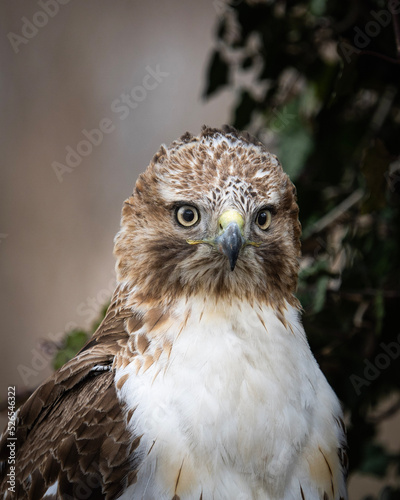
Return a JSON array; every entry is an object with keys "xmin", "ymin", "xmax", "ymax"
[
  {"xmin": 214, "ymin": 210, "xmax": 246, "ymax": 271},
  {"xmin": 186, "ymin": 209, "xmax": 260, "ymax": 271}
]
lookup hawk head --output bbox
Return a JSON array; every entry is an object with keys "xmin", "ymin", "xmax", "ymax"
[{"xmin": 114, "ymin": 126, "xmax": 301, "ymax": 308}]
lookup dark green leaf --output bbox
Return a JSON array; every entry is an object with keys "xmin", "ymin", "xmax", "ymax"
[
  {"xmin": 232, "ymin": 90, "xmax": 257, "ymax": 130},
  {"xmin": 358, "ymin": 443, "xmax": 391, "ymax": 477},
  {"xmin": 203, "ymin": 50, "xmax": 230, "ymax": 98}
]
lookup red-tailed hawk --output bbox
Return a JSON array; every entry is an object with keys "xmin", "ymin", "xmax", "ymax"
[{"xmin": 0, "ymin": 126, "xmax": 348, "ymax": 499}]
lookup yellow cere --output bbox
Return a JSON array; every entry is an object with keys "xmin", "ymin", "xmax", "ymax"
[{"xmin": 218, "ymin": 210, "xmax": 245, "ymax": 234}]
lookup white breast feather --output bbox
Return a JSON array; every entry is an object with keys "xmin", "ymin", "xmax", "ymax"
[{"xmin": 116, "ymin": 299, "xmax": 345, "ymax": 500}]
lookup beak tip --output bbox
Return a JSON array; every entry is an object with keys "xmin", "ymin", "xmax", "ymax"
[
  {"xmin": 215, "ymin": 222, "xmax": 243, "ymax": 271},
  {"xmin": 228, "ymin": 254, "xmax": 238, "ymax": 271}
]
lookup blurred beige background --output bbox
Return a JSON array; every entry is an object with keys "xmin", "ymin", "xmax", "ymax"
[{"xmin": 0, "ymin": 1, "xmax": 395, "ymax": 497}]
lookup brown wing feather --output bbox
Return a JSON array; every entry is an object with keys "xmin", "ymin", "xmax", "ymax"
[
  {"xmin": 0, "ymin": 286, "xmax": 141, "ymax": 499},
  {"xmin": 337, "ymin": 417, "xmax": 349, "ymax": 482}
]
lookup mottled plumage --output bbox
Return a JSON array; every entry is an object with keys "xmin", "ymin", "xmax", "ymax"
[{"xmin": 0, "ymin": 126, "xmax": 348, "ymax": 499}]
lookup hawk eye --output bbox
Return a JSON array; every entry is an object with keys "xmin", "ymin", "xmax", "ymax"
[
  {"xmin": 176, "ymin": 205, "xmax": 199, "ymax": 227},
  {"xmin": 256, "ymin": 209, "xmax": 272, "ymax": 230}
]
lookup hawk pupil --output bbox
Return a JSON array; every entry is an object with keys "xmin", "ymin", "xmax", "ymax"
[
  {"xmin": 183, "ymin": 209, "xmax": 194, "ymax": 222},
  {"xmin": 258, "ymin": 212, "xmax": 267, "ymax": 225}
]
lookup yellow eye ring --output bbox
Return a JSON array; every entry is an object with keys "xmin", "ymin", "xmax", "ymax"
[
  {"xmin": 176, "ymin": 205, "xmax": 200, "ymax": 227},
  {"xmin": 255, "ymin": 209, "xmax": 272, "ymax": 230}
]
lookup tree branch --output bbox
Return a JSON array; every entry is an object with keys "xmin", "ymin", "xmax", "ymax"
[{"xmin": 302, "ymin": 189, "xmax": 364, "ymax": 239}]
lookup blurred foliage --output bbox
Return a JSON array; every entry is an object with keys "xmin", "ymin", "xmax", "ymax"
[
  {"xmin": 51, "ymin": 303, "xmax": 109, "ymax": 370},
  {"xmin": 52, "ymin": 329, "xmax": 89, "ymax": 370},
  {"xmin": 204, "ymin": 0, "xmax": 400, "ymax": 497}
]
